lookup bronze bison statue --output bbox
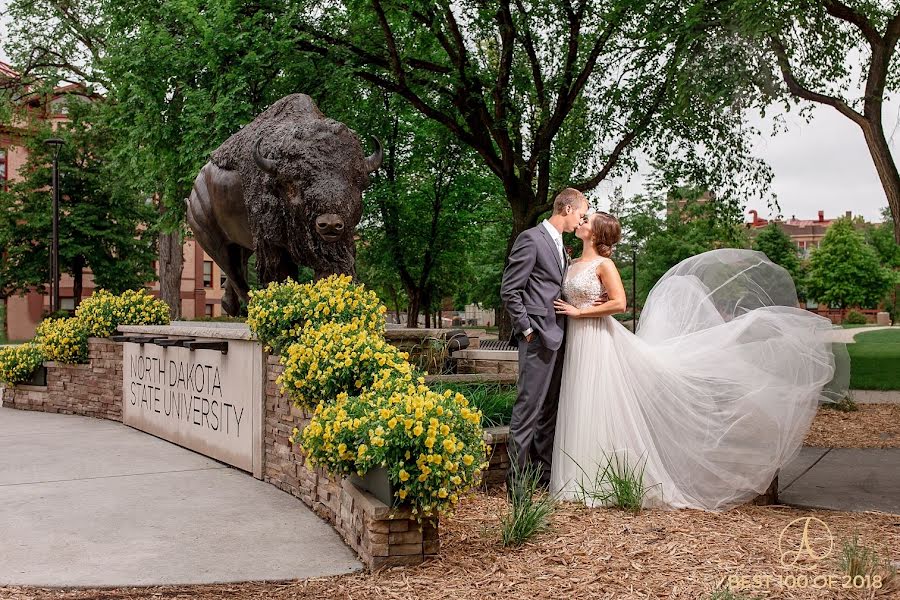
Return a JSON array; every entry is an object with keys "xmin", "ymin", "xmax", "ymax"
[{"xmin": 185, "ymin": 94, "xmax": 382, "ymax": 315}]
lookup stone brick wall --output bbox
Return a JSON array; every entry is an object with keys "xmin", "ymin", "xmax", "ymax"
[
  {"xmin": 1, "ymin": 338, "xmax": 123, "ymax": 421},
  {"xmin": 264, "ymin": 355, "xmax": 439, "ymax": 569}
]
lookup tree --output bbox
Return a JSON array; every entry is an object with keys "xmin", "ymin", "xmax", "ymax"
[
  {"xmin": 752, "ymin": 221, "xmax": 805, "ymax": 298},
  {"xmin": 617, "ymin": 192, "xmax": 750, "ymax": 306},
  {"xmin": 730, "ymin": 0, "xmax": 900, "ymax": 243},
  {"xmin": 0, "ymin": 98, "xmax": 157, "ymax": 309},
  {"xmin": 806, "ymin": 217, "xmax": 895, "ymax": 309},
  {"xmin": 357, "ymin": 92, "xmax": 505, "ymax": 327},
  {"xmin": 294, "ymin": 0, "xmax": 775, "ymax": 334}
]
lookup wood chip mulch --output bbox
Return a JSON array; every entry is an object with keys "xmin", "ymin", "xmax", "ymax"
[
  {"xmin": 805, "ymin": 403, "xmax": 900, "ymax": 449},
  {"xmin": 3, "ymin": 490, "xmax": 898, "ymax": 600}
]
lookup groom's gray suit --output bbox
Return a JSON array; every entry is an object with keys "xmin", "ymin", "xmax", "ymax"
[{"xmin": 500, "ymin": 224, "xmax": 568, "ymax": 488}]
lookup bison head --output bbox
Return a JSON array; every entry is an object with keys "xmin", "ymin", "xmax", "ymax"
[{"xmin": 251, "ymin": 120, "xmax": 382, "ymax": 246}]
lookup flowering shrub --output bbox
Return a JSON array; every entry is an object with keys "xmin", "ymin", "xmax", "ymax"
[
  {"xmin": 0, "ymin": 342, "xmax": 45, "ymax": 385},
  {"xmin": 35, "ymin": 317, "xmax": 88, "ymax": 364},
  {"xmin": 247, "ymin": 274, "xmax": 386, "ymax": 353},
  {"xmin": 296, "ymin": 379, "xmax": 489, "ymax": 519},
  {"xmin": 76, "ymin": 289, "xmax": 170, "ymax": 337},
  {"xmin": 278, "ymin": 321, "xmax": 415, "ymax": 409}
]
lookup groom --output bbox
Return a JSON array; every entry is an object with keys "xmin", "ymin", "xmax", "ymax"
[{"xmin": 500, "ymin": 188, "xmax": 589, "ymax": 493}]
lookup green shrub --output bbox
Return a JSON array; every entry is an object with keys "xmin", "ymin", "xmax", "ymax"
[
  {"xmin": 501, "ymin": 458, "xmax": 556, "ymax": 547},
  {"xmin": 0, "ymin": 342, "xmax": 45, "ymax": 385},
  {"xmin": 35, "ymin": 317, "xmax": 88, "ymax": 364},
  {"xmin": 298, "ymin": 382, "xmax": 487, "ymax": 519},
  {"xmin": 844, "ymin": 310, "xmax": 868, "ymax": 325},
  {"xmin": 76, "ymin": 289, "xmax": 170, "ymax": 337},
  {"xmin": 247, "ymin": 274, "xmax": 385, "ymax": 354}
]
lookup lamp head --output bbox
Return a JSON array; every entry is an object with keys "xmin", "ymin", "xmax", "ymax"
[{"xmin": 43, "ymin": 138, "xmax": 65, "ymax": 158}]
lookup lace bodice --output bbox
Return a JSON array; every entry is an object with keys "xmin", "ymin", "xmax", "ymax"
[{"xmin": 563, "ymin": 257, "xmax": 607, "ymax": 309}]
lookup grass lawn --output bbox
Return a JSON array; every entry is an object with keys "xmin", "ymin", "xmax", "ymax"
[{"xmin": 848, "ymin": 329, "xmax": 900, "ymax": 390}]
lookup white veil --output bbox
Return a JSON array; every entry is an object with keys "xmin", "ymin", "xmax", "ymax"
[{"xmin": 619, "ymin": 249, "xmax": 849, "ymax": 509}]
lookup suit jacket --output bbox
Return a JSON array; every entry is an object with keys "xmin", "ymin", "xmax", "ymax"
[{"xmin": 500, "ymin": 225, "xmax": 568, "ymax": 351}]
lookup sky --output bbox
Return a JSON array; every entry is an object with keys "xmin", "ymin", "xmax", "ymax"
[
  {"xmin": 595, "ymin": 102, "xmax": 898, "ymax": 224},
  {"xmin": 0, "ymin": 12, "xmax": 895, "ymax": 226}
]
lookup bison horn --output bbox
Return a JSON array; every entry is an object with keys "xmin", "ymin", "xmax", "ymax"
[
  {"xmin": 364, "ymin": 136, "xmax": 383, "ymax": 173},
  {"xmin": 253, "ymin": 138, "xmax": 278, "ymax": 176}
]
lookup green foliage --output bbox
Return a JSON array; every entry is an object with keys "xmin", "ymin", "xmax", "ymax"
[
  {"xmin": 847, "ymin": 329, "xmax": 900, "ymax": 391},
  {"xmin": 35, "ymin": 317, "xmax": 88, "ymax": 364},
  {"xmin": 428, "ymin": 382, "xmax": 516, "ymax": 428},
  {"xmin": 752, "ymin": 222, "xmax": 805, "ymax": 297},
  {"xmin": 569, "ymin": 450, "xmax": 656, "ymax": 513},
  {"xmin": 618, "ymin": 193, "xmax": 749, "ymax": 306},
  {"xmin": 301, "ymin": 383, "xmax": 487, "ymax": 519},
  {"xmin": 501, "ymin": 459, "xmax": 556, "ymax": 547},
  {"xmin": 844, "ymin": 310, "xmax": 868, "ymax": 325},
  {"xmin": 836, "ymin": 535, "xmax": 897, "ymax": 586},
  {"xmin": 75, "ymin": 289, "xmax": 171, "ymax": 337},
  {"xmin": 823, "ymin": 392, "xmax": 858, "ymax": 413},
  {"xmin": 246, "ymin": 275, "xmax": 386, "ymax": 355},
  {"xmin": 0, "ymin": 99, "xmax": 158, "ymax": 297},
  {"xmin": 806, "ymin": 218, "xmax": 895, "ymax": 310},
  {"xmin": 0, "ymin": 342, "xmax": 45, "ymax": 385},
  {"xmin": 278, "ymin": 322, "xmax": 415, "ymax": 410}
]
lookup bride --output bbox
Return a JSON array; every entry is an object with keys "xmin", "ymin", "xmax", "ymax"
[{"xmin": 549, "ymin": 212, "xmax": 847, "ymax": 511}]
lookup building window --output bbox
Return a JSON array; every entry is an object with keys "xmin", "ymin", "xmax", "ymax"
[
  {"xmin": 205, "ymin": 303, "xmax": 213, "ymax": 317},
  {"xmin": 0, "ymin": 148, "xmax": 7, "ymax": 190},
  {"xmin": 60, "ymin": 297, "xmax": 75, "ymax": 311},
  {"xmin": 202, "ymin": 260, "xmax": 213, "ymax": 287},
  {"xmin": 220, "ymin": 271, "xmax": 227, "ymax": 289}
]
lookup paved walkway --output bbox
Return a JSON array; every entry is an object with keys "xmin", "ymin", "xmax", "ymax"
[
  {"xmin": 0, "ymin": 407, "xmax": 361, "ymax": 587},
  {"xmin": 779, "ymin": 447, "xmax": 900, "ymax": 514},
  {"xmin": 826, "ymin": 325, "xmax": 898, "ymax": 344}
]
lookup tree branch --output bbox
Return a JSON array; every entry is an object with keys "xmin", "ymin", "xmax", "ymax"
[
  {"xmin": 820, "ymin": 0, "xmax": 881, "ymax": 47},
  {"xmin": 769, "ymin": 35, "xmax": 866, "ymax": 126}
]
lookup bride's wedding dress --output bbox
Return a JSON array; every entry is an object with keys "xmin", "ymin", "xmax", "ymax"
[{"xmin": 549, "ymin": 249, "xmax": 848, "ymax": 511}]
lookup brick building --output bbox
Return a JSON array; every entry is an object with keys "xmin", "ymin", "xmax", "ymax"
[
  {"xmin": 1, "ymin": 61, "xmax": 226, "ymax": 341},
  {"xmin": 746, "ymin": 209, "xmax": 857, "ymax": 257}
]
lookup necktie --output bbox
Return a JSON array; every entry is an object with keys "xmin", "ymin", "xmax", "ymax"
[{"xmin": 555, "ymin": 237, "xmax": 564, "ymax": 269}]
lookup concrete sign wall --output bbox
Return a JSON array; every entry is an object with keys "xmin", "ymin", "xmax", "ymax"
[{"xmin": 122, "ymin": 339, "xmax": 264, "ymax": 478}]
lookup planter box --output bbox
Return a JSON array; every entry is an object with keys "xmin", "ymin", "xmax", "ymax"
[
  {"xmin": 349, "ymin": 467, "xmax": 396, "ymax": 506},
  {"xmin": 25, "ymin": 365, "xmax": 47, "ymax": 387}
]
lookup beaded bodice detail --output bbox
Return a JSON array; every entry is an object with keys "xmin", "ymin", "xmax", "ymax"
[{"xmin": 563, "ymin": 257, "xmax": 607, "ymax": 309}]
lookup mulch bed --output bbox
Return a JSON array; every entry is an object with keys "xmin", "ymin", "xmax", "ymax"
[
  {"xmin": 4, "ymin": 490, "xmax": 898, "ymax": 600},
  {"xmin": 805, "ymin": 403, "xmax": 900, "ymax": 449}
]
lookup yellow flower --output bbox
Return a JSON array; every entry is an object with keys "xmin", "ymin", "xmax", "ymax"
[
  {"xmin": 399, "ymin": 469, "xmax": 410, "ymax": 482},
  {"xmin": 463, "ymin": 455, "xmax": 474, "ymax": 466}
]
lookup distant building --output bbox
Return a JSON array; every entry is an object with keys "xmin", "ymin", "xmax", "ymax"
[
  {"xmin": 1, "ymin": 61, "xmax": 226, "ymax": 341},
  {"xmin": 746, "ymin": 209, "xmax": 857, "ymax": 257}
]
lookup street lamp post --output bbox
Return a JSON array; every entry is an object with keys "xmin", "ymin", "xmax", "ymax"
[{"xmin": 44, "ymin": 138, "xmax": 65, "ymax": 314}]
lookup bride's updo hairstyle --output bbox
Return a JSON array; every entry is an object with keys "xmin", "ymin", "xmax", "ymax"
[{"xmin": 591, "ymin": 212, "xmax": 621, "ymax": 258}]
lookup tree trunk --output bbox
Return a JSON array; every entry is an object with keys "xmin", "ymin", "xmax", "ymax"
[
  {"xmin": 861, "ymin": 122, "xmax": 900, "ymax": 244},
  {"xmin": 159, "ymin": 229, "xmax": 183, "ymax": 320},
  {"xmin": 406, "ymin": 288, "xmax": 421, "ymax": 329},
  {"xmin": 72, "ymin": 255, "xmax": 84, "ymax": 311},
  {"xmin": 497, "ymin": 207, "xmax": 539, "ymax": 340}
]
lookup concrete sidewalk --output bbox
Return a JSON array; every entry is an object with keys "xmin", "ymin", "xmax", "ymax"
[
  {"xmin": 779, "ymin": 447, "xmax": 900, "ymax": 514},
  {"xmin": 0, "ymin": 407, "xmax": 361, "ymax": 587}
]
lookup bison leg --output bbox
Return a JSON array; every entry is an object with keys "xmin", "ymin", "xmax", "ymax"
[{"xmin": 221, "ymin": 244, "xmax": 253, "ymax": 316}]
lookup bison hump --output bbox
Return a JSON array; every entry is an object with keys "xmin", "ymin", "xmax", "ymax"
[{"xmin": 210, "ymin": 94, "xmax": 326, "ymax": 170}]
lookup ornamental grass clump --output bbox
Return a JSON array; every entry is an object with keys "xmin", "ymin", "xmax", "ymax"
[
  {"xmin": 76, "ymin": 288, "xmax": 170, "ymax": 337},
  {"xmin": 0, "ymin": 342, "xmax": 45, "ymax": 385},
  {"xmin": 247, "ymin": 274, "xmax": 385, "ymax": 353},
  {"xmin": 297, "ymin": 379, "xmax": 489, "ymax": 519},
  {"xmin": 35, "ymin": 317, "xmax": 88, "ymax": 364},
  {"xmin": 277, "ymin": 320, "xmax": 415, "ymax": 409}
]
